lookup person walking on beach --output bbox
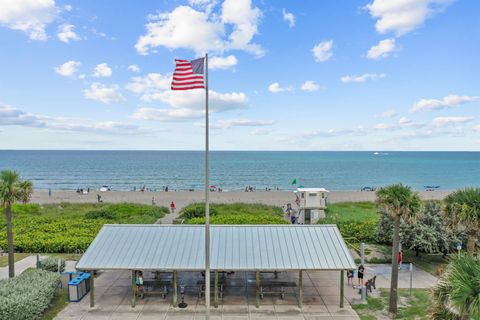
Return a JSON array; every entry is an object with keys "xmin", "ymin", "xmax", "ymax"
[
  {"xmin": 170, "ymin": 200, "xmax": 175, "ymax": 213},
  {"xmin": 357, "ymin": 264, "xmax": 365, "ymax": 286},
  {"xmin": 97, "ymin": 194, "xmax": 103, "ymax": 203},
  {"xmin": 48, "ymin": 188, "xmax": 51, "ymax": 197},
  {"xmin": 152, "ymin": 197, "xmax": 156, "ymax": 206}
]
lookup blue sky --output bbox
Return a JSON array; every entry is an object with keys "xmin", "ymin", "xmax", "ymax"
[{"xmin": 0, "ymin": 0, "xmax": 479, "ymax": 150}]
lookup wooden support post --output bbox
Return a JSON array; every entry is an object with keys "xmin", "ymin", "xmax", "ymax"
[
  {"xmin": 255, "ymin": 271, "xmax": 260, "ymax": 308},
  {"xmin": 90, "ymin": 271, "xmax": 95, "ymax": 308},
  {"xmin": 298, "ymin": 270, "xmax": 303, "ymax": 308},
  {"xmin": 214, "ymin": 271, "xmax": 219, "ymax": 308},
  {"xmin": 131, "ymin": 270, "xmax": 136, "ymax": 308},
  {"xmin": 340, "ymin": 270, "xmax": 344, "ymax": 308},
  {"xmin": 173, "ymin": 271, "xmax": 177, "ymax": 307}
]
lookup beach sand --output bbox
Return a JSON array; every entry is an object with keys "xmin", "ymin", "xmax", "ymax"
[{"xmin": 31, "ymin": 189, "xmax": 451, "ymax": 208}]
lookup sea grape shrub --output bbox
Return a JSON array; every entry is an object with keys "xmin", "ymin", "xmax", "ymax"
[
  {"xmin": 324, "ymin": 220, "xmax": 378, "ymax": 243},
  {"xmin": 0, "ymin": 203, "xmax": 168, "ymax": 253},
  {"xmin": 85, "ymin": 203, "xmax": 168, "ymax": 220},
  {"xmin": 38, "ymin": 256, "xmax": 66, "ymax": 273},
  {"xmin": 0, "ymin": 269, "xmax": 60, "ymax": 320},
  {"xmin": 187, "ymin": 214, "xmax": 288, "ymax": 224},
  {"xmin": 375, "ymin": 201, "xmax": 462, "ymax": 254},
  {"xmin": 181, "ymin": 204, "xmax": 219, "ymax": 219}
]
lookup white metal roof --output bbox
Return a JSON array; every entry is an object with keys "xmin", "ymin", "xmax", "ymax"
[
  {"xmin": 296, "ymin": 188, "xmax": 330, "ymax": 192},
  {"xmin": 76, "ymin": 224, "xmax": 355, "ymax": 271}
]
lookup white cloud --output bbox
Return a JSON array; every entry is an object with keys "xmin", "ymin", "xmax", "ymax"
[
  {"xmin": 398, "ymin": 117, "xmax": 411, "ymax": 125},
  {"xmin": 63, "ymin": 4, "xmax": 72, "ymax": 12},
  {"xmin": 0, "ymin": 104, "xmax": 157, "ymax": 135},
  {"xmin": 268, "ymin": 82, "xmax": 292, "ymax": 93},
  {"xmin": 57, "ymin": 24, "xmax": 80, "ymax": 43},
  {"xmin": 374, "ymin": 123, "xmax": 396, "ymax": 130},
  {"xmin": 221, "ymin": 0, "xmax": 263, "ymax": 56},
  {"xmin": 132, "ymin": 107, "xmax": 203, "ymax": 121},
  {"xmin": 83, "ymin": 83, "xmax": 125, "ymax": 104},
  {"xmin": 54, "ymin": 60, "xmax": 81, "ymax": 77},
  {"xmin": 432, "ymin": 116, "xmax": 474, "ymax": 127},
  {"xmin": 147, "ymin": 90, "xmax": 247, "ymax": 112},
  {"xmin": 128, "ymin": 64, "xmax": 140, "ymax": 73},
  {"xmin": 251, "ymin": 128, "xmax": 272, "ymax": 135},
  {"xmin": 377, "ymin": 109, "xmax": 397, "ymax": 118},
  {"xmin": 410, "ymin": 94, "xmax": 478, "ymax": 113},
  {"xmin": 93, "ymin": 63, "xmax": 112, "ymax": 77},
  {"xmin": 282, "ymin": 8, "xmax": 295, "ymax": 27},
  {"xmin": 135, "ymin": 0, "xmax": 263, "ymax": 57},
  {"xmin": 216, "ymin": 118, "xmax": 274, "ymax": 128},
  {"xmin": 188, "ymin": 0, "xmax": 212, "ymax": 6},
  {"xmin": 341, "ymin": 73, "xmax": 386, "ymax": 83},
  {"xmin": 473, "ymin": 125, "xmax": 480, "ymax": 132},
  {"xmin": 131, "ymin": 90, "xmax": 247, "ymax": 121},
  {"xmin": 301, "ymin": 81, "xmax": 320, "ymax": 92},
  {"xmin": 196, "ymin": 118, "xmax": 275, "ymax": 129},
  {"xmin": 209, "ymin": 55, "xmax": 238, "ymax": 70},
  {"xmin": 126, "ymin": 73, "xmax": 171, "ymax": 97},
  {"xmin": 312, "ymin": 40, "xmax": 333, "ymax": 62},
  {"xmin": 0, "ymin": 0, "xmax": 58, "ymax": 40},
  {"xmin": 365, "ymin": 0, "xmax": 454, "ymax": 37},
  {"xmin": 367, "ymin": 38, "xmax": 398, "ymax": 59},
  {"xmin": 301, "ymin": 127, "xmax": 367, "ymax": 139},
  {"xmin": 136, "ymin": 6, "xmax": 223, "ymax": 55}
]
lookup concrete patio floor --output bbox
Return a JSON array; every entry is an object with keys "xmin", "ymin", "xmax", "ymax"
[
  {"xmin": 55, "ymin": 264, "xmax": 437, "ymax": 319},
  {"xmin": 55, "ymin": 269, "xmax": 360, "ymax": 320}
]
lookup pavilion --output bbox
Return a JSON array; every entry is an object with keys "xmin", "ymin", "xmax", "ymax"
[{"xmin": 76, "ymin": 224, "xmax": 356, "ymax": 309}]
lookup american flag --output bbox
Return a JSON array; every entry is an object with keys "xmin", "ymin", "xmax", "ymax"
[{"xmin": 171, "ymin": 58, "xmax": 205, "ymax": 90}]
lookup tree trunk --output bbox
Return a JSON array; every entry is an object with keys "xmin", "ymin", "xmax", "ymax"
[
  {"xmin": 389, "ymin": 215, "xmax": 400, "ymax": 318},
  {"xmin": 5, "ymin": 205, "xmax": 15, "ymax": 278},
  {"xmin": 466, "ymin": 230, "xmax": 477, "ymax": 254}
]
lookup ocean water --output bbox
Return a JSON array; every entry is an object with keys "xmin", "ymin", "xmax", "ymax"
[{"xmin": 0, "ymin": 150, "xmax": 479, "ymax": 191}]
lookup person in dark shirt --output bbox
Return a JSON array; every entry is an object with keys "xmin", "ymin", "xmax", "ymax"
[{"xmin": 358, "ymin": 264, "xmax": 365, "ymax": 286}]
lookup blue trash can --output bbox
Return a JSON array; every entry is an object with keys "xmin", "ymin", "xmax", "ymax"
[{"xmin": 68, "ymin": 278, "xmax": 82, "ymax": 302}]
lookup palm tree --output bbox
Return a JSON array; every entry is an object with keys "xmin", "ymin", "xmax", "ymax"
[
  {"xmin": 444, "ymin": 188, "xmax": 480, "ymax": 254},
  {"xmin": 0, "ymin": 170, "xmax": 33, "ymax": 278},
  {"xmin": 431, "ymin": 254, "xmax": 480, "ymax": 319},
  {"xmin": 376, "ymin": 184, "xmax": 421, "ymax": 317}
]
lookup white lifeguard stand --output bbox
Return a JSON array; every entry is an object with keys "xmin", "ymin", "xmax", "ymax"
[{"xmin": 294, "ymin": 188, "xmax": 329, "ymax": 224}]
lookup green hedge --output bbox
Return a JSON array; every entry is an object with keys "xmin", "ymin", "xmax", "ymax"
[
  {"xmin": 181, "ymin": 203, "xmax": 287, "ymax": 225},
  {"xmin": 0, "ymin": 203, "xmax": 168, "ymax": 253},
  {"xmin": 320, "ymin": 219, "xmax": 379, "ymax": 243},
  {"xmin": 187, "ymin": 214, "xmax": 288, "ymax": 225},
  {"xmin": 0, "ymin": 269, "xmax": 60, "ymax": 320}
]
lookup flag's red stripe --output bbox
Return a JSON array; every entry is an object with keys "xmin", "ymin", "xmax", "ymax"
[
  {"xmin": 172, "ymin": 81, "xmax": 204, "ymax": 86},
  {"xmin": 175, "ymin": 66, "xmax": 192, "ymax": 70},
  {"xmin": 171, "ymin": 86, "xmax": 205, "ymax": 90},
  {"xmin": 173, "ymin": 75, "xmax": 203, "ymax": 81}
]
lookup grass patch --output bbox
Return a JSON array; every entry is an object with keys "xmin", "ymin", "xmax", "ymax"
[
  {"xmin": 0, "ymin": 253, "xmax": 31, "ymax": 267},
  {"xmin": 42, "ymin": 288, "xmax": 68, "ymax": 320},
  {"xmin": 0, "ymin": 203, "xmax": 168, "ymax": 253},
  {"xmin": 320, "ymin": 202, "xmax": 380, "ymax": 243},
  {"xmin": 352, "ymin": 288, "xmax": 432, "ymax": 320},
  {"xmin": 180, "ymin": 203, "xmax": 288, "ymax": 224},
  {"xmin": 323, "ymin": 202, "xmax": 379, "ymax": 224}
]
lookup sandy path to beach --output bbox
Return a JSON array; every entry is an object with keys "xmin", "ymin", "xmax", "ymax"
[{"xmin": 31, "ymin": 190, "xmax": 451, "ymax": 223}]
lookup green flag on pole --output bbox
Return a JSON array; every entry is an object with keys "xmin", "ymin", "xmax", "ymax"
[{"xmin": 291, "ymin": 179, "xmax": 297, "ymax": 185}]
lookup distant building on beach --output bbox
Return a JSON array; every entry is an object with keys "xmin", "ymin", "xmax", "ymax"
[{"xmin": 294, "ymin": 188, "xmax": 329, "ymax": 224}]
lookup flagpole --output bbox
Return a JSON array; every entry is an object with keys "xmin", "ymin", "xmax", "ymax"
[{"xmin": 204, "ymin": 52, "xmax": 211, "ymax": 318}]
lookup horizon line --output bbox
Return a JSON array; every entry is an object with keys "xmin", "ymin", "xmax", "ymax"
[{"xmin": 1, "ymin": 149, "xmax": 480, "ymax": 152}]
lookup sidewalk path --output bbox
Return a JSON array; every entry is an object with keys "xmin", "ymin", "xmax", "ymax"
[{"xmin": 0, "ymin": 255, "xmax": 46, "ymax": 279}]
